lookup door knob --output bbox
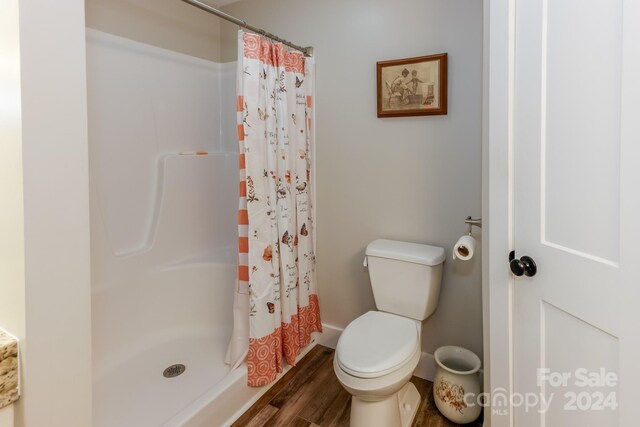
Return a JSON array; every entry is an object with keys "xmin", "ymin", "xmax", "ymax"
[{"xmin": 510, "ymin": 255, "xmax": 537, "ymax": 277}]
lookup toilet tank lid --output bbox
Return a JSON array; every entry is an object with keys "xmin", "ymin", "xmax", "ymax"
[{"xmin": 366, "ymin": 239, "xmax": 445, "ymax": 266}]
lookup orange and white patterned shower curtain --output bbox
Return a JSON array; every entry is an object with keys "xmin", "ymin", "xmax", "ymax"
[{"xmin": 231, "ymin": 31, "xmax": 321, "ymax": 387}]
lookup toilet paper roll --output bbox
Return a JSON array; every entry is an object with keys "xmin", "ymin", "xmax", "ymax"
[{"xmin": 453, "ymin": 235, "xmax": 476, "ymax": 261}]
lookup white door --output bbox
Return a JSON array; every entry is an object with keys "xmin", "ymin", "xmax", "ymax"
[{"xmin": 512, "ymin": 0, "xmax": 640, "ymax": 425}]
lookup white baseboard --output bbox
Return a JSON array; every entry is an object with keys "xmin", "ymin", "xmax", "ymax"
[
  {"xmin": 317, "ymin": 323, "xmax": 342, "ymax": 349},
  {"xmin": 318, "ymin": 322, "xmax": 437, "ymax": 382},
  {"xmin": 414, "ymin": 352, "xmax": 436, "ymax": 382}
]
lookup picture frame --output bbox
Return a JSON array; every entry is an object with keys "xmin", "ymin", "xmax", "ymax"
[{"xmin": 376, "ymin": 53, "xmax": 448, "ymax": 118}]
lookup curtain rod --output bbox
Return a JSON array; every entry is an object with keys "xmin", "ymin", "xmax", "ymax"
[{"xmin": 180, "ymin": 0, "xmax": 313, "ymax": 57}]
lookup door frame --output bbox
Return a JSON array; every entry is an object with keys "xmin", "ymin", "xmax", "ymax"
[{"xmin": 482, "ymin": 0, "xmax": 515, "ymax": 426}]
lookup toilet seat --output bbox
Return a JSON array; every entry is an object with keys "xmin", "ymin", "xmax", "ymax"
[{"xmin": 336, "ymin": 311, "xmax": 420, "ymax": 379}]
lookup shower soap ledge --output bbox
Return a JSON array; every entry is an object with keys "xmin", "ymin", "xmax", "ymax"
[{"xmin": 0, "ymin": 329, "xmax": 18, "ymax": 409}]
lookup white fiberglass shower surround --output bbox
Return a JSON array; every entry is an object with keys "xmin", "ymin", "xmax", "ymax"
[{"xmin": 87, "ymin": 29, "xmax": 256, "ymax": 427}]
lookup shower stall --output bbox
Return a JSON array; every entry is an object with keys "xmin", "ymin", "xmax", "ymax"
[{"xmin": 86, "ymin": 29, "xmax": 259, "ymax": 427}]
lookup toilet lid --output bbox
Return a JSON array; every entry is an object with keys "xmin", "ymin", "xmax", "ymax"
[{"xmin": 336, "ymin": 311, "xmax": 419, "ymax": 378}]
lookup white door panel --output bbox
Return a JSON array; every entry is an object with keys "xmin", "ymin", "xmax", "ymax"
[{"xmin": 513, "ymin": 0, "xmax": 639, "ymax": 425}]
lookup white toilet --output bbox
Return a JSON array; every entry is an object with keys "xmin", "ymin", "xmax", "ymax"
[{"xmin": 333, "ymin": 239, "xmax": 445, "ymax": 427}]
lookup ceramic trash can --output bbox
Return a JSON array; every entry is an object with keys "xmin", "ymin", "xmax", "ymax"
[{"xmin": 433, "ymin": 345, "xmax": 482, "ymax": 424}]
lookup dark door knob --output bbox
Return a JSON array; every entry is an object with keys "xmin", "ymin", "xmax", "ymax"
[{"xmin": 510, "ymin": 255, "xmax": 537, "ymax": 277}]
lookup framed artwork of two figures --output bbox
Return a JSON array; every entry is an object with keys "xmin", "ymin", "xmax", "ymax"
[{"xmin": 377, "ymin": 53, "xmax": 448, "ymax": 118}]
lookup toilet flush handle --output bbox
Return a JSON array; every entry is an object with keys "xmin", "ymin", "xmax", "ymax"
[{"xmin": 363, "ymin": 256, "xmax": 368, "ymax": 267}]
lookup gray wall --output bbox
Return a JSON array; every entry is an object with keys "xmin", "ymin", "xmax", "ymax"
[
  {"xmin": 85, "ymin": 0, "xmax": 222, "ymax": 61},
  {"xmin": 221, "ymin": 0, "xmax": 484, "ymax": 358}
]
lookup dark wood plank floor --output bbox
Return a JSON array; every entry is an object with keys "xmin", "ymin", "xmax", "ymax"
[{"xmin": 231, "ymin": 345, "xmax": 483, "ymax": 427}]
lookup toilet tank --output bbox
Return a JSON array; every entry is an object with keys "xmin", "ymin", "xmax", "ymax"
[{"xmin": 365, "ymin": 239, "xmax": 445, "ymax": 321}]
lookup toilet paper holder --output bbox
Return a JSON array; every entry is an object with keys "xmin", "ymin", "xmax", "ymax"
[{"xmin": 464, "ymin": 216, "xmax": 482, "ymax": 235}]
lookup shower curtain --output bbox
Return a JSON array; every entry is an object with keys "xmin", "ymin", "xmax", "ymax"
[{"xmin": 226, "ymin": 31, "xmax": 321, "ymax": 387}]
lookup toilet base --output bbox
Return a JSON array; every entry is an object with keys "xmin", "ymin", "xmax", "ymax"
[{"xmin": 349, "ymin": 382, "xmax": 421, "ymax": 427}]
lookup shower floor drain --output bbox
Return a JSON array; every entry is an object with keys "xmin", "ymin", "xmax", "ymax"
[{"xmin": 163, "ymin": 364, "xmax": 186, "ymax": 378}]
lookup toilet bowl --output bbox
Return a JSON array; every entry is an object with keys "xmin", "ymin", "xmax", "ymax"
[
  {"xmin": 334, "ymin": 311, "xmax": 422, "ymax": 427},
  {"xmin": 333, "ymin": 240, "xmax": 445, "ymax": 427}
]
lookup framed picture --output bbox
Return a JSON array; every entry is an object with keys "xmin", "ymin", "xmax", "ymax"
[{"xmin": 377, "ymin": 53, "xmax": 448, "ymax": 118}]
